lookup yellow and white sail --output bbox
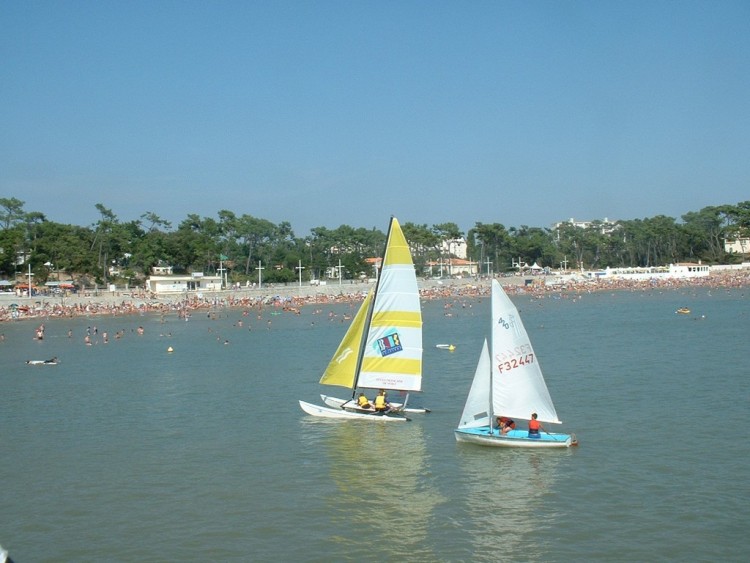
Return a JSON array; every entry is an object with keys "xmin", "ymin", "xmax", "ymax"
[
  {"xmin": 319, "ymin": 290, "xmax": 372, "ymax": 389},
  {"xmin": 320, "ymin": 217, "xmax": 423, "ymax": 393},
  {"xmin": 358, "ymin": 217, "xmax": 423, "ymax": 392}
]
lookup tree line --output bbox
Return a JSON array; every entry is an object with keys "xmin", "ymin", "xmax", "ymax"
[{"xmin": 1, "ymin": 197, "xmax": 748, "ymax": 288}]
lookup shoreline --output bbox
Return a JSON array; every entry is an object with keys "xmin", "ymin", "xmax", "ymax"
[{"xmin": 1, "ymin": 271, "xmax": 748, "ymax": 323}]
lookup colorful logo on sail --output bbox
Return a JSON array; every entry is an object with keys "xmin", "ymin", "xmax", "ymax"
[{"xmin": 376, "ymin": 331, "xmax": 402, "ymax": 356}]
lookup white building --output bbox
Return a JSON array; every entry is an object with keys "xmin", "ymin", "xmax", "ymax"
[
  {"xmin": 425, "ymin": 258, "xmax": 478, "ymax": 278},
  {"xmin": 145, "ymin": 272, "xmax": 223, "ymax": 294},
  {"xmin": 585, "ymin": 262, "xmax": 710, "ymax": 281},
  {"xmin": 725, "ymin": 237, "xmax": 750, "ymax": 255},
  {"xmin": 552, "ymin": 217, "xmax": 619, "ymax": 237},
  {"xmin": 441, "ymin": 238, "xmax": 467, "ymax": 259}
]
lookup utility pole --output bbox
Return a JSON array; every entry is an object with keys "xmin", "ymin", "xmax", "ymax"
[
  {"xmin": 257, "ymin": 261, "xmax": 264, "ymax": 289},
  {"xmin": 27, "ymin": 262, "xmax": 34, "ymax": 298},
  {"xmin": 296, "ymin": 260, "xmax": 305, "ymax": 288}
]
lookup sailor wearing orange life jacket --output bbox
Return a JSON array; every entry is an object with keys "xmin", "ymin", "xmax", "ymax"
[
  {"xmin": 528, "ymin": 412, "xmax": 545, "ymax": 438},
  {"xmin": 497, "ymin": 416, "xmax": 515, "ymax": 435}
]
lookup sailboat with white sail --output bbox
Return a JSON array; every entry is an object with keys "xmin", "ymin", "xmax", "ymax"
[
  {"xmin": 299, "ymin": 216, "xmax": 425, "ymax": 422},
  {"xmin": 454, "ymin": 279, "xmax": 577, "ymax": 447}
]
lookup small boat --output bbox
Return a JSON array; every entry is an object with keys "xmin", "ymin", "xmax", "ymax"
[
  {"xmin": 676, "ymin": 307, "xmax": 691, "ymax": 314},
  {"xmin": 436, "ymin": 344, "xmax": 456, "ymax": 351},
  {"xmin": 454, "ymin": 280, "xmax": 577, "ymax": 448},
  {"xmin": 1, "ymin": 542, "xmax": 14, "ymax": 563},
  {"xmin": 299, "ymin": 216, "xmax": 425, "ymax": 421},
  {"xmin": 26, "ymin": 357, "xmax": 58, "ymax": 366}
]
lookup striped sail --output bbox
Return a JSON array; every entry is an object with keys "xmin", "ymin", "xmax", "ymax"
[{"xmin": 356, "ymin": 217, "xmax": 423, "ymax": 392}]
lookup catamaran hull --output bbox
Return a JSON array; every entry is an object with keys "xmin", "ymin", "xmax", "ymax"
[
  {"xmin": 454, "ymin": 427, "xmax": 577, "ymax": 448},
  {"xmin": 299, "ymin": 400, "xmax": 410, "ymax": 422},
  {"xmin": 321, "ymin": 394, "xmax": 430, "ymax": 414}
]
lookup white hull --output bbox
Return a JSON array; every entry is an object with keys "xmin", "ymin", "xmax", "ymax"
[
  {"xmin": 26, "ymin": 360, "xmax": 57, "ymax": 366},
  {"xmin": 321, "ymin": 394, "xmax": 430, "ymax": 414},
  {"xmin": 454, "ymin": 428, "xmax": 576, "ymax": 448},
  {"xmin": 298, "ymin": 400, "xmax": 410, "ymax": 422}
]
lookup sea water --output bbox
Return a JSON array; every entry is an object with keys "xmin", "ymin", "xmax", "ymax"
[{"xmin": 1, "ymin": 286, "xmax": 748, "ymax": 561}]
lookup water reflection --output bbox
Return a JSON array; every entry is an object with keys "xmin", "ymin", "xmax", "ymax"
[
  {"xmin": 321, "ymin": 421, "xmax": 445, "ymax": 560},
  {"xmin": 456, "ymin": 447, "xmax": 567, "ymax": 561}
]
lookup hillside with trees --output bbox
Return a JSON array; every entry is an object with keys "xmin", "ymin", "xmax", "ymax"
[{"xmin": 1, "ymin": 197, "xmax": 748, "ymax": 288}]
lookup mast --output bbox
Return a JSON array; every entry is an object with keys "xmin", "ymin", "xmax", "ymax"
[
  {"xmin": 489, "ymin": 286, "xmax": 496, "ymax": 434},
  {"xmin": 488, "ymin": 282, "xmax": 495, "ymax": 431},
  {"xmin": 350, "ymin": 216, "xmax": 394, "ymax": 399}
]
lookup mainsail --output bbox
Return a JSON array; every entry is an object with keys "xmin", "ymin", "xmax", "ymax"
[
  {"xmin": 320, "ymin": 217, "xmax": 423, "ymax": 394},
  {"xmin": 490, "ymin": 280, "xmax": 560, "ymax": 423}
]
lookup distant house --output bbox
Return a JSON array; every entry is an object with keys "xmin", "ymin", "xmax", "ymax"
[
  {"xmin": 441, "ymin": 238, "xmax": 468, "ymax": 260},
  {"xmin": 145, "ymin": 271, "xmax": 222, "ymax": 294},
  {"xmin": 725, "ymin": 237, "xmax": 750, "ymax": 255},
  {"xmin": 152, "ymin": 265, "xmax": 174, "ymax": 275},
  {"xmin": 585, "ymin": 262, "xmax": 710, "ymax": 281},
  {"xmin": 425, "ymin": 258, "xmax": 478, "ymax": 278},
  {"xmin": 552, "ymin": 217, "xmax": 619, "ymax": 236}
]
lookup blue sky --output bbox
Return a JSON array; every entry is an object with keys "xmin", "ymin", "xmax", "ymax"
[{"xmin": 2, "ymin": 1, "xmax": 748, "ymax": 236}]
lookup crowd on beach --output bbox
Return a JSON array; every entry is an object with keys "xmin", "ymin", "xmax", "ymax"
[{"xmin": 1, "ymin": 270, "xmax": 748, "ymax": 324}]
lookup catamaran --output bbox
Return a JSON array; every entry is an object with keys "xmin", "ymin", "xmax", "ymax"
[
  {"xmin": 299, "ymin": 216, "xmax": 425, "ymax": 422},
  {"xmin": 454, "ymin": 279, "xmax": 577, "ymax": 447}
]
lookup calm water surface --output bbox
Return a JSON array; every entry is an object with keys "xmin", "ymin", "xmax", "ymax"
[{"xmin": 1, "ymin": 286, "xmax": 748, "ymax": 561}]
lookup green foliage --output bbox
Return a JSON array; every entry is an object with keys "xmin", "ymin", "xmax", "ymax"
[{"xmin": 1, "ymin": 199, "xmax": 748, "ymax": 283}]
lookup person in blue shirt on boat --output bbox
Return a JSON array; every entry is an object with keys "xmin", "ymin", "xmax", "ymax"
[{"xmin": 528, "ymin": 413, "xmax": 545, "ymax": 438}]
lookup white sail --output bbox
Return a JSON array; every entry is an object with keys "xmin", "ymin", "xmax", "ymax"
[
  {"xmin": 490, "ymin": 280, "xmax": 560, "ymax": 424},
  {"xmin": 457, "ymin": 339, "xmax": 491, "ymax": 429}
]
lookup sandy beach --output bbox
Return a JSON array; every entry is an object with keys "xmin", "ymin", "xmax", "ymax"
[{"xmin": 1, "ymin": 270, "xmax": 748, "ymax": 324}]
